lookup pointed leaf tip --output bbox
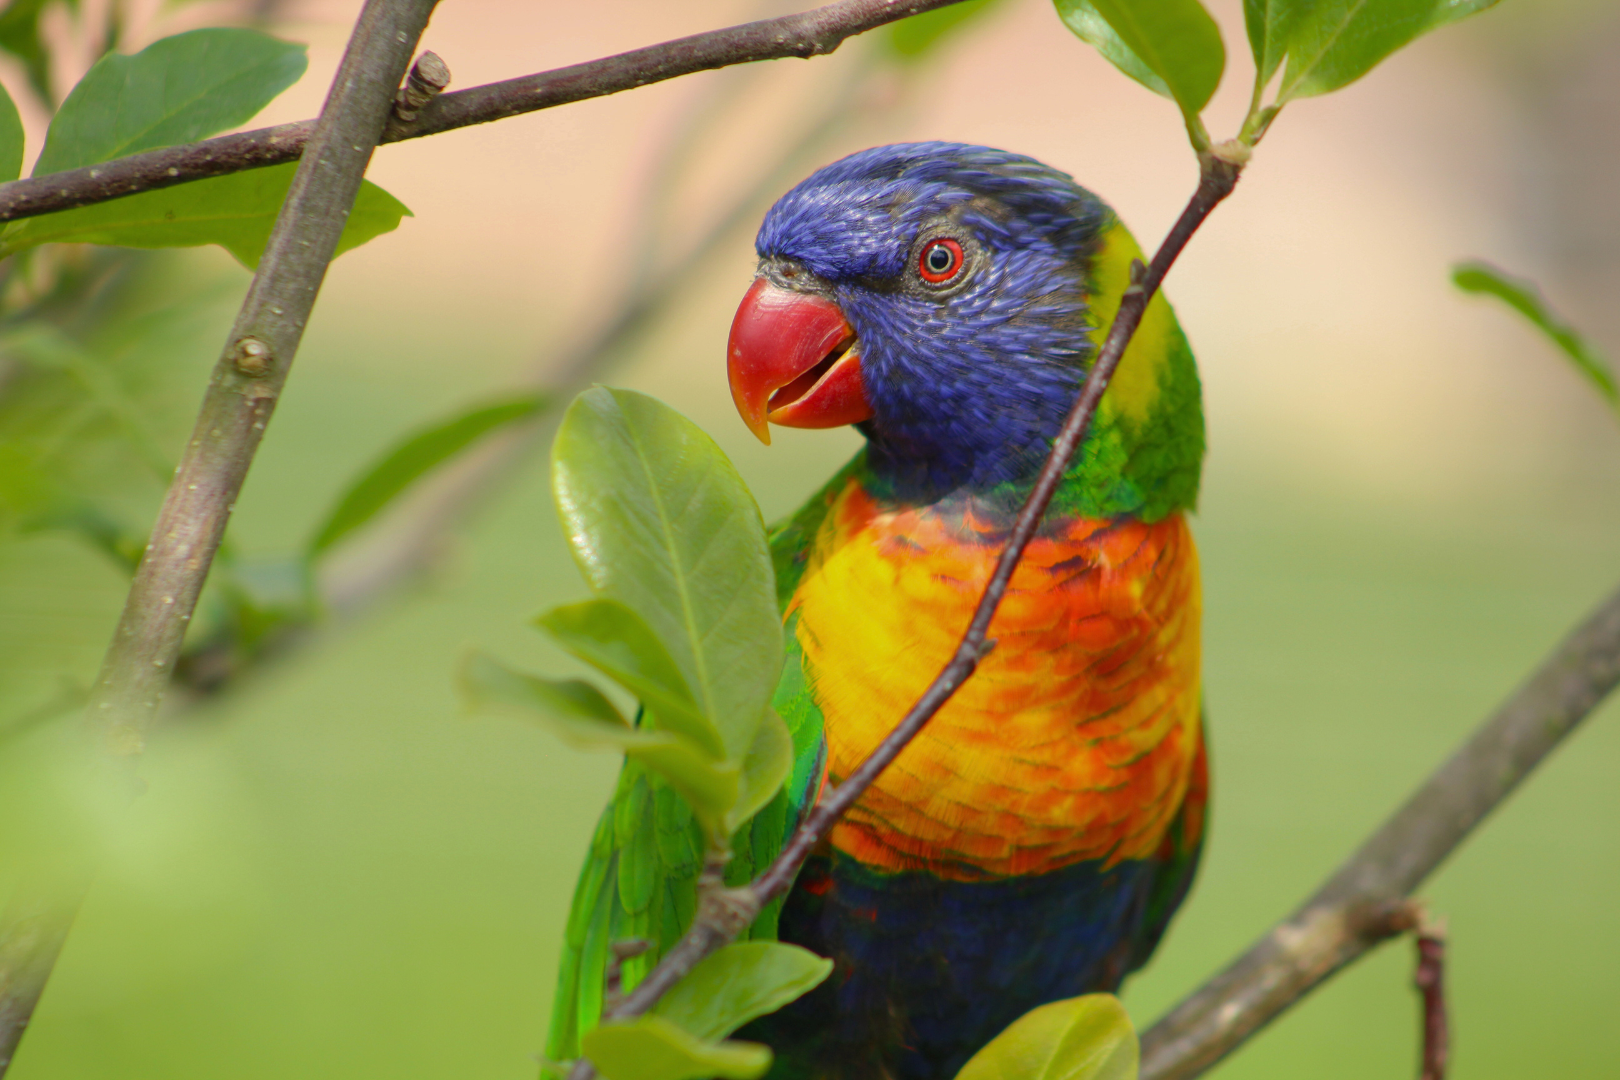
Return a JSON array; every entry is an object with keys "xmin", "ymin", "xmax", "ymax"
[
  {"xmin": 551, "ymin": 388, "xmax": 782, "ymax": 761},
  {"xmin": 1452, "ymin": 260, "xmax": 1619, "ymax": 417},
  {"xmin": 954, "ymin": 994, "xmax": 1139, "ymax": 1080},
  {"xmin": 582, "ymin": 1016, "xmax": 772, "ymax": 1080},
  {"xmin": 1054, "ymin": 0, "xmax": 1225, "ymax": 117}
]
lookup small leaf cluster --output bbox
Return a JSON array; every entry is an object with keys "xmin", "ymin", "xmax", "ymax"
[
  {"xmin": 466, "ymin": 387, "xmax": 789, "ymax": 843},
  {"xmin": 580, "ymin": 942, "xmax": 833, "ymax": 1080},
  {"xmin": 1054, "ymin": 0, "xmax": 1501, "ymax": 150},
  {"xmin": 464, "ymin": 388, "xmax": 817, "ymax": 1079}
]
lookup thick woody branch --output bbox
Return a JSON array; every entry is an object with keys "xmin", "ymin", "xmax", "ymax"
[
  {"xmin": 0, "ymin": 0, "xmax": 973, "ymax": 224},
  {"xmin": 0, "ymin": 1, "xmax": 441, "ymax": 1072},
  {"xmin": 562, "ymin": 155, "xmax": 1244, "ymax": 1080},
  {"xmin": 1138, "ymin": 580, "xmax": 1620, "ymax": 1080},
  {"xmin": 90, "ymin": 0, "xmax": 440, "ymax": 755}
]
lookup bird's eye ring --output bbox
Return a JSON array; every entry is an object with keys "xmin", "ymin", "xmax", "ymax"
[{"xmin": 917, "ymin": 238, "xmax": 964, "ymax": 285}]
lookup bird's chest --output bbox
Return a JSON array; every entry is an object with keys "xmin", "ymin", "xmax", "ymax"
[{"xmin": 791, "ymin": 480, "xmax": 1202, "ymax": 880}]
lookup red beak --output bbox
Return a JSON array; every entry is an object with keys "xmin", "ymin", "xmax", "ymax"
[{"xmin": 726, "ymin": 278, "xmax": 872, "ymax": 445}]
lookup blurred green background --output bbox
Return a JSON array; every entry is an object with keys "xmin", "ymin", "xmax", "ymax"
[{"xmin": 1, "ymin": 0, "xmax": 1618, "ymax": 1077}]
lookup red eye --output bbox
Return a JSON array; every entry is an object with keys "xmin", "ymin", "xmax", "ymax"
[{"xmin": 918, "ymin": 238, "xmax": 964, "ymax": 284}]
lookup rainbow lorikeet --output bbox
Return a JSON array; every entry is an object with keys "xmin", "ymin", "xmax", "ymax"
[{"xmin": 547, "ymin": 142, "xmax": 1207, "ymax": 1080}]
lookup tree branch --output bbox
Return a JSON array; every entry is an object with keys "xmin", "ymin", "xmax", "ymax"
[
  {"xmin": 1415, "ymin": 920, "xmax": 1448, "ymax": 1080},
  {"xmin": 1138, "ymin": 579, "xmax": 1620, "ymax": 1080},
  {"xmin": 0, "ymin": 0, "xmax": 973, "ymax": 224},
  {"xmin": 562, "ymin": 153, "xmax": 1245, "ymax": 1080},
  {"xmin": 0, "ymin": 0, "xmax": 441, "ymax": 1071}
]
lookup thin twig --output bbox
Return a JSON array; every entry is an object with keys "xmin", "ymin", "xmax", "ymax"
[
  {"xmin": 0, "ymin": 0, "xmax": 973, "ymax": 224},
  {"xmin": 560, "ymin": 154, "xmax": 1244, "ymax": 1080},
  {"xmin": 0, "ymin": 0, "xmax": 441, "ymax": 1070},
  {"xmin": 1138, "ymin": 580, "xmax": 1620, "ymax": 1080},
  {"xmin": 1415, "ymin": 920, "xmax": 1448, "ymax": 1080}
]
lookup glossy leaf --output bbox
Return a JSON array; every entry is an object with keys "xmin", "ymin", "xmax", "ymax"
[
  {"xmin": 630, "ymin": 738, "xmax": 742, "ymax": 826},
  {"xmin": 536, "ymin": 599, "xmax": 724, "ymax": 760},
  {"xmin": 725, "ymin": 708, "xmax": 793, "ymax": 835},
  {"xmin": 582, "ymin": 1017, "xmax": 771, "ymax": 1080},
  {"xmin": 307, "ymin": 393, "xmax": 548, "ymax": 558},
  {"xmin": 2, "ymin": 163, "xmax": 410, "ymax": 267},
  {"xmin": 458, "ymin": 650, "xmax": 634, "ymax": 738},
  {"xmin": 955, "ymin": 995, "xmax": 1138, "ymax": 1080},
  {"xmin": 552, "ymin": 388, "xmax": 781, "ymax": 762},
  {"xmin": 1242, "ymin": 0, "xmax": 1301, "ymax": 87},
  {"xmin": 0, "ymin": 79, "xmax": 22, "ymax": 182},
  {"xmin": 886, "ymin": 0, "xmax": 1002, "ymax": 60},
  {"xmin": 1453, "ymin": 261, "xmax": 1619, "ymax": 416},
  {"xmin": 1054, "ymin": 0, "xmax": 1225, "ymax": 116},
  {"xmin": 654, "ymin": 942, "xmax": 833, "ymax": 1042},
  {"xmin": 34, "ymin": 28, "xmax": 306, "ymax": 175},
  {"xmin": 458, "ymin": 649, "xmax": 738, "ymax": 817},
  {"xmin": 0, "ymin": 0, "xmax": 65, "ymax": 107},
  {"xmin": 1274, "ymin": 0, "xmax": 1500, "ymax": 102}
]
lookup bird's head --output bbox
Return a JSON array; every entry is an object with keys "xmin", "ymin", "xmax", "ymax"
[{"xmin": 727, "ymin": 142, "xmax": 1119, "ymax": 499}]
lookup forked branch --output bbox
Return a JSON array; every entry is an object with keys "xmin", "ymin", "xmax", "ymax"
[
  {"xmin": 1138, "ymin": 580, "xmax": 1620, "ymax": 1080},
  {"xmin": 0, "ymin": 0, "xmax": 441, "ymax": 1072}
]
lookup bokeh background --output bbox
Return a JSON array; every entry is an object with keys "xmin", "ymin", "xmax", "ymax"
[{"xmin": 1, "ymin": 0, "xmax": 1618, "ymax": 1077}]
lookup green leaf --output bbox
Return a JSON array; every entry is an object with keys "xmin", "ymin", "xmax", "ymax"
[
  {"xmin": 34, "ymin": 28, "xmax": 306, "ymax": 175},
  {"xmin": 552, "ymin": 388, "xmax": 782, "ymax": 762},
  {"xmin": 1452, "ymin": 261, "xmax": 1619, "ymax": 417},
  {"xmin": 582, "ymin": 1017, "xmax": 771, "ymax": 1080},
  {"xmin": 307, "ymin": 393, "xmax": 547, "ymax": 558},
  {"xmin": 1274, "ymin": 0, "xmax": 1501, "ymax": 102},
  {"xmin": 1243, "ymin": 0, "xmax": 1303, "ymax": 87},
  {"xmin": 724, "ymin": 708, "xmax": 793, "ymax": 836},
  {"xmin": 885, "ymin": 0, "xmax": 1002, "ymax": 61},
  {"xmin": 0, "ymin": 0, "xmax": 64, "ymax": 107},
  {"xmin": 955, "ymin": 995, "xmax": 1138, "ymax": 1080},
  {"xmin": 457, "ymin": 649, "xmax": 738, "ymax": 816},
  {"xmin": 536, "ymin": 599, "xmax": 724, "ymax": 760},
  {"xmin": 2, "ymin": 163, "xmax": 411, "ymax": 267},
  {"xmin": 653, "ymin": 942, "xmax": 833, "ymax": 1042},
  {"xmin": 0, "ymin": 79, "xmax": 22, "ymax": 182},
  {"xmin": 458, "ymin": 649, "xmax": 635, "ymax": 739},
  {"xmin": 629, "ymin": 740, "xmax": 741, "ymax": 828},
  {"xmin": 1054, "ymin": 0, "xmax": 1225, "ymax": 117}
]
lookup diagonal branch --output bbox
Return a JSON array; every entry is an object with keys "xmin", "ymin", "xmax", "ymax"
[
  {"xmin": 1137, "ymin": 579, "xmax": 1620, "ymax": 1080},
  {"xmin": 563, "ymin": 151, "xmax": 1246, "ymax": 1080},
  {"xmin": 0, "ymin": 0, "xmax": 441, "ymax": 1071},
  {"xmin": 0, "ymin": 0, "xmax": 974, "ymax": 224}
]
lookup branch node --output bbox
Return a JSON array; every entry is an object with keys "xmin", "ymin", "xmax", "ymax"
[
  {"xmin": 1349, "ymin": 897, "xmax": 1423, "ymax": 942},
  {"xmin": 1415, "ymin": 916, "xmax": 1449, "ymax": 1080},
  {"xmin": 395, "ymin": 51, "xmax": 451, "ymax": 121},
  {"xmin": 603, "ymin": 938, "xmax": 651, "ymax": 1009},
  {"xmin": 1208, "ymin": 138, "xmax": 1253, "ymax": 167},
  {"xmin": 233, "ymin": 337, "xmax": 272, "ymax": 377},
  {"xmin": 699, "ymin": 886, "xmax": 762, "ymax": 938}
]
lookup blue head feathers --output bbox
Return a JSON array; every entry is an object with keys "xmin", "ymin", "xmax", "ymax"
[{"xmin": 754, "ymin": 141, "xmax": 1113, "ymax": 499}]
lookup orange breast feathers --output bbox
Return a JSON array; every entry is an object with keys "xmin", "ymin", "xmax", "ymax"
[{"xmin": 791, "ymin": 480, "xmax": 1203, "ymax": 881}]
